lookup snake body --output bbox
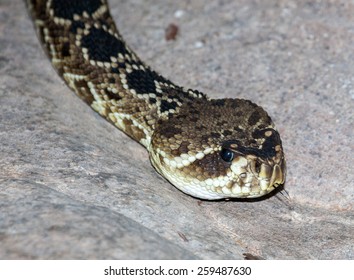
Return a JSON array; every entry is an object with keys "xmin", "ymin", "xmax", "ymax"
[{"xmin": 27, "ymin": 0, "xmax": 286, "ymax": 199}]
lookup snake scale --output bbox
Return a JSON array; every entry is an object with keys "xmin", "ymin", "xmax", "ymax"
[{"xmin": 26, "ymin": 0, "xmax": 286, "ymax": 200}]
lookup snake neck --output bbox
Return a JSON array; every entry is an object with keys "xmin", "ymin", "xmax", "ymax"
[{"xmin": 26, "ymin": 0, "xmax": 207, "ymax": 148}]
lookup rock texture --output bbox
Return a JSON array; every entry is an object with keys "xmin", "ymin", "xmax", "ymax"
[{"xmin": 0, "ymin": 0, "xmax": 353, "ymax": 259}]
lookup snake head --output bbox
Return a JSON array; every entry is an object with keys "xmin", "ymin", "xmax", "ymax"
[{"xmin": 150, "ymin": 98, "xmax": 286, "ymax": 200}]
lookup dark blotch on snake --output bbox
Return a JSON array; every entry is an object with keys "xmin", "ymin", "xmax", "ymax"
[
  {"xmin": 69, "ymin": 20, "xmax": 85, "ymax": 33},
  {"xmin": 126, "ymin": 69, "xmax": 167, "ymax": 94},
  {"xmin": 81, "ymin": 27, "xmax": 127, "ymax": 62},
  {"xmin": 248, "ymin": 110, "xmax": 261, "ymax": 126},
  {"xmin": 51, "ymin": 0, "xmax": 102, "ymax": 20},
  {"xmin": 160, "ymin": 99, "xmax": 178, "ymax": 113},
  {"xmin": 61, "ymin": 42, "xmax": 70, "ymax": 57},
  {"xmin": 160, "ymin": 126, "xmax": 182, "ymax": 138}
]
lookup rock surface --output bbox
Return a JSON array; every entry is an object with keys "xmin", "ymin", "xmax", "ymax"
[{"xmin": 0, "ymin": 0, "xmax": 353, "ymax": 259}]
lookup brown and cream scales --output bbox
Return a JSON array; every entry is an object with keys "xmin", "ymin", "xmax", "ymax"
[{"xmin": 26, "ymin": 0, "xmax": 286, "ymax": 199}]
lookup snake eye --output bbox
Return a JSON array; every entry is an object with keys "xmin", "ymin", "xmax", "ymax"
[{"xmin": 220, "ymin": 148, "xmax": 234, "ymax": 162}]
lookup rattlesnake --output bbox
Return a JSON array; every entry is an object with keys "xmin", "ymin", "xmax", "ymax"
[{"xmin": 26, "ymin": 0, "xmax": 286, "ymax": 200}]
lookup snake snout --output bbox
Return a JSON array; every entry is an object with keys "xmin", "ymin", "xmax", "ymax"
[{"xmin": 228, "ymin": 152, "xmax": 286, "ymax": 198}]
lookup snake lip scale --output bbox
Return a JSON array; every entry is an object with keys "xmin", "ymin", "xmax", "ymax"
[{"xmin": 26, "ymin": 0, "xmax": 286, "ymax": 200}]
